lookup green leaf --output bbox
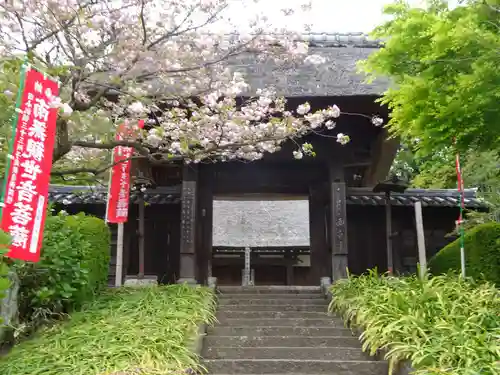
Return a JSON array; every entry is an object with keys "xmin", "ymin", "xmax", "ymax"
[
  {"xmin": 361, "ymin": 0, "xmax": 500, "ymax": 154},
  {"xmin": 0, "ymin": 276, "xmax": 10, "ymax": 289}
]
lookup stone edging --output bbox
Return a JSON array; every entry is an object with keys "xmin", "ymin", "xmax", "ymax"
[
  {"xmin": 320, "ymin": 277, "xmax": 414, "ymax": 375},
  {"xmin": 189, "ymin": 277, "xmax": 218, "ymax": 357}
]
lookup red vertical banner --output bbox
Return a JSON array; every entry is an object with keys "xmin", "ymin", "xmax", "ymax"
[
  {"xmin": 0, "ymin": 67, "xmax": 59, "ymax": 262},
  {"xmin": 455, "ymin": 153, "xmax": 465, "ymax": 222},
  {"xmin": 105, "ymin": 125, "xmax": 133, "ymax": 223}
]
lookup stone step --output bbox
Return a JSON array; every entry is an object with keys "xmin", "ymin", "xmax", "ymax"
[
  {"xmin": 203, "ymin": 347, "xmax": 370, "ymax": 361},
  {"xmin": 204, "ymin": 336, "xmax": 361, "ymax": 348},
  {"xmin": 207, "ymin": 326, "xmax": 354, "ymax": 337},
  {"xmin": 218, "ymin": 286, "xmax": 321, "ymax": 295},
  {"xmin": 216, "ymin": 318, "xmax": 345, "ymax": 328},
  {"xmin": 217, "ymin": 311, "xmax": 330, "ymax": 320},
  {"xmin": 218, "ymin": 304, "xmax": 327, "ymax": 312},
  {"xmin": 218, "ymin": 298, "xmax": 327, "ymax": 306},
  {"xmin": 218, "ymin": 293, "xmax": 326, "ymax": 300},
  {"xmin": 204, "ymin": 359, "xmax": 389, "ymax": 374}
]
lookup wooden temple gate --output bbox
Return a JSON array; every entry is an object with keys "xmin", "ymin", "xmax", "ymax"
[
  {"xmin": 51, "ymin": 95, "xmax": 472, "ymax": 286},
  {"xmin": 47, "ymin": 32, "xmax": 482, "ymax": 286},
  {"xmin": 152, "ymin": 95, "xmax": 399, "ymax": 285}
]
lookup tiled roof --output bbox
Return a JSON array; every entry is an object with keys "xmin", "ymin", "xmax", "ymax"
[
  {"xmin": 141, "ymin": 33, "xmax": 390, "ymax": 97},
  {"xmin": 49, "ymin": 185, "xmax": 486, "ymax": 247},
  {"xmin": 48, "ymin": 185, "xmax": 486, "ymax": 209},
  {"xmin": 346, "ymin": 188, "xmax": 486, "ymax": 208},
  {"xmin": 218, "ymin": 32, "xmax": 383, "ymax": 48},
  {"xmin": 224, "ymin": 33, "xmax": 389, "ymax": 97},
  {"xmin": 48, "ymin": 185, "xmax": 181, "ymax": 205},
  {"xmin": 297, "ymin": 32, "xmax": 383, "ymax": 47}
]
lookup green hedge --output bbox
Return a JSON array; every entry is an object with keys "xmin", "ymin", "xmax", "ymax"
[
  {"xmin": 15, "ymin": 212, "xmax": 110, "ymax": 326},
  {"xmin": 429, "ymin": 222, "xmax": 500, "ymax": 285},
  {"xmin": 0, "ymin": 230, "xmax": 12, "ymax": 326}
]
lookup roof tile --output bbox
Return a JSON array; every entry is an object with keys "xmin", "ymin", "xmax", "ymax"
[{"xmin": 48, "ymin": 185, "xmax": 486, "ymax": 209}]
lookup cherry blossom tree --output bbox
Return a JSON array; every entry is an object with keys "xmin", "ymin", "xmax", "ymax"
[{"xmin": 0, "ymin": 0, "xmax": 382, "ymax": 179}]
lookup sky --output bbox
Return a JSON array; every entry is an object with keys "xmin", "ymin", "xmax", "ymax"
[{"xmin": 209, "ymin": 0, "xmax": 460, "ymax": 33}]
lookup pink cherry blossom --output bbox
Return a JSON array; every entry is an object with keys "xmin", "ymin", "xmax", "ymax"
[{"xmin": 0, "ymin": 0, "xmax": 384, "ymax": 171}]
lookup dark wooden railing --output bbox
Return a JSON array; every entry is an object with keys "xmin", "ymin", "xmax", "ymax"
[{"xmin": 212, "ymin": 246, "xmax": 310, "ymax": 285}]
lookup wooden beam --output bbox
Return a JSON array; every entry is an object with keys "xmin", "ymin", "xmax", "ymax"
[
  {"xmin": 212, "ymin": 162, "xmax": 323, "ymax": 196},
  {"xmin": 138, "ymin": 197, "xmax": 145, "ymax": 278},
  {"xmin": 363, "ymin": 129, "xmax": 400, "ymax": 186},
  {"xmin": 309, "ymin": 184, "xmax": 329, "ymax": 283},
  {"xmin": 197, "ymin": 165, "xmax": 213, "ymax": 285},
  {"xmin": 329, "ymin": 163, "xmax": 349, "ymax": 281},
  {"xmin": 214, "ymin": 193, "xmax": 307, "ymax": 201},
  {"xmin": 385, "ymin": 192, "xmax": 394, "ymax": 275}
]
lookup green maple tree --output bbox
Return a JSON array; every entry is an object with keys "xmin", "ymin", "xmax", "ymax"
[
  {"xmin": 361, "ymin": 0, "xmax": 500, "ymax": 155},
  {"xmin": 391, "ymin": 146, "xmax": 500, "ymax": 227}
]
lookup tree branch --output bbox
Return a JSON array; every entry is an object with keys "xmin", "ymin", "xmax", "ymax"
[
  {"xmin": 147, "ymin": 4, "xmax": 203, "ymax": 50},
  {"xmin": 139, "ymin": 0, "xmax": 148, "ymax": 45},
  {"xmin": 72, "ymin": 140, "xmax": 151, "ymax": 158},
  {"xmin": 53, "ymin": 118, "xmax": 71, "ymax": 163},
  {"xmin": 51, "ymin": 155, "xmax": 145, "ymax": 176},
  {"xmin": 23, "ymin": 0, "xmax": 94, "ymax": 52},
  {"xmin": 13, "ymin": 11, "xmax": 30, "ymax": 51},
  {"xmin": 133, "ymin": 34, "xmax": 259, "ymax": 83}
]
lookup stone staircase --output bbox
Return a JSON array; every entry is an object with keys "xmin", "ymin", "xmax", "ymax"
[{"xmin": 202, "ymin": 286, "xmax": 388, "ymax": 375}]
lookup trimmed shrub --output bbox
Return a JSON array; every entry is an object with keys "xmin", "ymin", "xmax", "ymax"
[
  {"xmin": 72, "ymin": 216, "xmax": 111, "ymax": 303},
  {"xmin": 14, "ymin": 212, "xmax": 110, "ymax": 326},
  {"xmin": 0, "ymin": 230, "xmax": 12, "ymax": 325},
  {"xmin": 429, "ymin": 222, "xmax": 500, "ymax": 285}
]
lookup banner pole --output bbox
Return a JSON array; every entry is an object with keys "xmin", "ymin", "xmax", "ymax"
[
  {"xmin": 0, "ymin": 61, "xmax": 29, "ymax": 219},
  {"xmin": 455, "ymin": 152, "xmax": 466, "ymax": 278},
  {"xmin": 115, "ymin": 222, "xmax": 124, "ymax": 287}
]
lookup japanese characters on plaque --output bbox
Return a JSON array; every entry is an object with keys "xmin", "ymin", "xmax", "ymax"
[
  {"xmin": 105, "ymin": 126, "xmax": 133, "ymax": 224},
  {"xmin": 0, "ymin": 67, "xmax": 59, "ymax": 262},
  {"xmin": 180, "ymin": 181, "xmax": 196, "ymax": 249},
  {"xmin": 333, "ymin": 183, "xmax": 347, "ymax": 255}
]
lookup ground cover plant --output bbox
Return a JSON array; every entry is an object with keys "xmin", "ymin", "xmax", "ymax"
[
  {"xmin": 0, "ymin": 284, "xmax": 216, "ymax": 375},
  {"xmin": 330, "ymin": 271, "xmax": 500, "ymax": 375}
]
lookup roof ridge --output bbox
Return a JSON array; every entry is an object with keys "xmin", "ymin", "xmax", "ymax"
[
  {"xmin": 347, "ymin": 187, "xmax": 478, "ymax": 197},
  {"xmin": 301, "ymin": 33, "xmax": 382, "ymax": 48},
  {"xmin": 199, "ymin": 31, "xmax": 371, "ymax": 36},
  {"xmin": 48, "ymin": 185, "xmax": 486, "ymax": 208},
  {"xmin": 196, "ymin": 32, "xmax": 384, "ymax": 48}
]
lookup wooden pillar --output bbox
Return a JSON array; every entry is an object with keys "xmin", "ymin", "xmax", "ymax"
[
  {"xmin": 205, "ymin": 196, "xmax": 214, "ymax": 279},
  {"xmin": 178, "ymin": 164, "xmax": 198, "ymax": 284},
  {"xmin": 309, "ymin": 184, "xmax": 328, "ymax": 283},
  {"xmin": 329, "ymin": 163, "xmax": 348, "ymax": 281},
  {"xmin": 196, "ymin": 165, "xmax": 214, "ymax": 285},
  {"xmin": 384, "ymin": 192, "xmax": 394, "ymax": 274}
]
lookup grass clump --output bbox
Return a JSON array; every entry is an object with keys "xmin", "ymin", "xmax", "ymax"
[
  {"xmin": 0, "ymin": 284, "xmax": 216, "ymax": 375},
  {"xmin": 330, "ymin": 270, "xmax": 500, "ymax": 375}
]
